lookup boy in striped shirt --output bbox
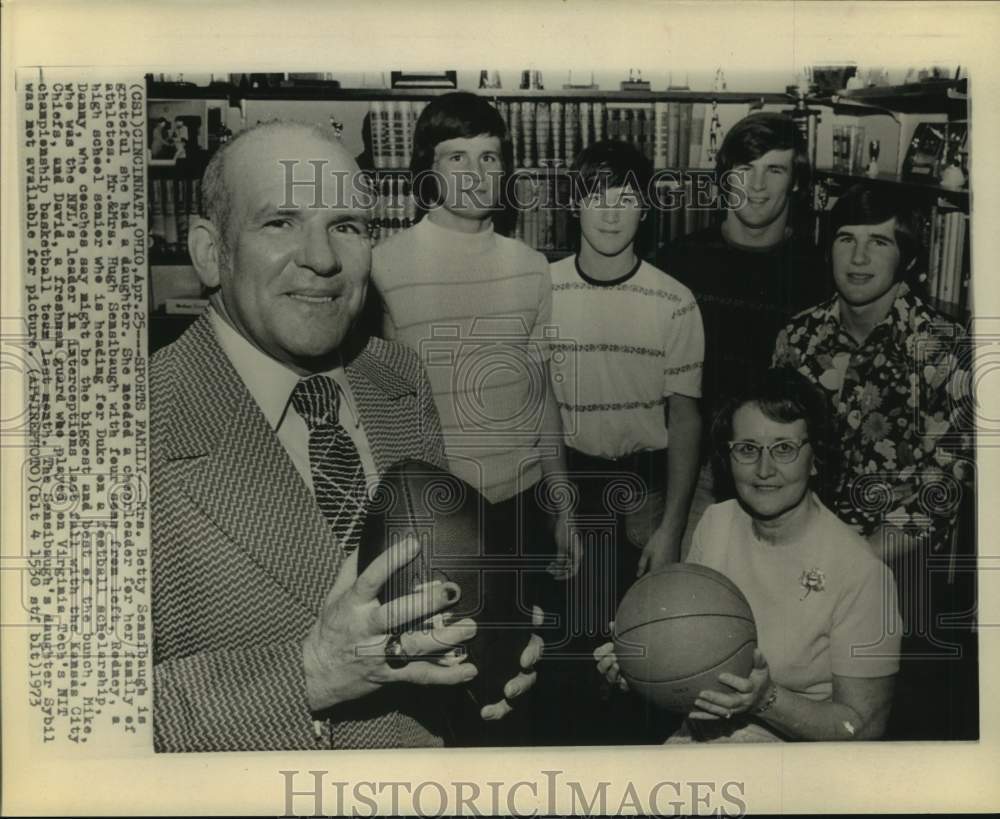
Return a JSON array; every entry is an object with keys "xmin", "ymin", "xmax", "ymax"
[{"xmin": 550, "ymin": 140, "xmax": 704, "ymax": 596}]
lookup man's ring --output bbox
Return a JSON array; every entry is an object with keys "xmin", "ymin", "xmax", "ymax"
[
  {"xmin": 385, "ymin": 634, "xmax": 408, "ymax": 669},
  {"xmin": 724, "ymin": 709, "xmax": 732, "ymax": 719}
]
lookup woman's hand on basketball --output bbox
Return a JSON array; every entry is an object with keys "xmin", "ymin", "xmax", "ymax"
[
  {"xmin": 594, "ymin": 639, "xmax": 629, "ymax": 692},
  {"xmin": 689, "ymin": 648, "xmax": 771, "ymax": 720}
]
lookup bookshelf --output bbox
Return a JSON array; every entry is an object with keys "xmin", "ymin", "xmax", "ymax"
[
  {"xmin": 240, "ymin": 85, "xmax": 791, "ymax": 105},
  {"xmin": 822, "ymin": 78, "xmax": 967, "ymax": 114},
  {"xmin": 814, "ymin": 168, "xmax": 969, "ymax": 201},
  {"xmin": 145, "ymin": 75, "xmax": 974, "ymax": 350}
]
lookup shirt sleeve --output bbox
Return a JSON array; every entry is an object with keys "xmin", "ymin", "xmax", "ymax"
[
  {"xmin": 662, "ymin": 293, "xmax": 704, "ymax": 399},
  {"xmin": 529, "ymin": 254, "xmax": 554, "ymax": 364},
  {"xmin": 685, "ymin": 502, "xmax": 720, "ymax": 567},
  {"xmin": 885, "ymin": 326, "xmax": 974, "ymax": 537},
  {"xmin": 830, "ymin": 555, "xmax": 902, "ymax": 678}
]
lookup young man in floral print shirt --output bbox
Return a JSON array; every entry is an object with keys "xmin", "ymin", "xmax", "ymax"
[
  {"xmin": 772, "ymin": 184, "xmax": 976, "ymax": 740},
  {"xmin": 772, "ymin": 184, "xmax": 973, "ymax": 560}
]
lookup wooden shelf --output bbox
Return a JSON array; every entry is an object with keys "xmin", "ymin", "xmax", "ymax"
[
  {"xmin": 815, "ymin": 168, "xmax": 969, "ymax": 202},
  {"xmin": 841, "ymin": 79, "xmax": 965, "ymax": 104},
  {"xmin": 148, "ymin": 80, "xmax": 238, "ymax": 101},
  {"xmin": 158, "ymin": 79, "xmax": 789, "ymax": 106},
  {"xmin": 812, "ymin": 79, "xmax": 968, "ymax": 115}
]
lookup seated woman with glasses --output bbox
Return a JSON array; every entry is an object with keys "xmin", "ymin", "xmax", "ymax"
[{"xmin": 596, "ymin": 368, "xmax": 901, "ymax": 742}]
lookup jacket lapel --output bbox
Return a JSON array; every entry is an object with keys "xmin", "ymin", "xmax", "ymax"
[
  {"xmin": 345, "ymin": 338, "xmax": 417, "ymax": 473},
  {"xmin": 160, "ymin": 316, "xmax": 347, "ymax": 613}
]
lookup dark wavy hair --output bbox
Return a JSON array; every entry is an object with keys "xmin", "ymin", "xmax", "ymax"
[
  {"xmin": 829, "ymin": 183, "xmax": 923, "ymax": 286},
  {"xmin": 568, "ymin": 139, "xmax": 655, "ymax": 253},
  {"xmin": 710, "ymin": 367, "xmax": 837, "ymax": 506},
  {"xmin": 409, "ymin": 91, "xmax": 514, "ymax": 219},
  {"xmin": 716, "ymin": 112, "xmax": 811, "ymax": 204}
]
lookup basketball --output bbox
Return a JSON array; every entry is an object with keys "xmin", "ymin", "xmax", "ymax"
[
  {"xmin": 357, "ymin": 459, "xmax": 533, "ymax": 739},
  {"xmin": 613, "ymin": 563, "xmax": 757, "ymax": 713}
]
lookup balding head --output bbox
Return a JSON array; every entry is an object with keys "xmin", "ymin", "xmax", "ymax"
[
  {"xmin": 188, "ymin": 120, "xmax": 374, "ymax": 373},
  {"xmin": 200, "ymin": 120, "xmax": 354, "ymax": 261}
]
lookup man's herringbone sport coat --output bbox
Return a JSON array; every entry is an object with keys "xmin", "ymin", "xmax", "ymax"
[{"xmin": 151, "ymin": 315, "xmax": 449, "ymax": 752}]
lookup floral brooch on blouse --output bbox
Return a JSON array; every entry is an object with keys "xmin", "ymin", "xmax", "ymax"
[{"xmin": 800, "ymin": 568, "xmax": 826, "ymax": 600}]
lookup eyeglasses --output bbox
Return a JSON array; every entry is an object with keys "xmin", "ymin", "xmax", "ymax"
[{"xmin": 727, "ymin": 438, "xmax": 810, "ymax": 465}]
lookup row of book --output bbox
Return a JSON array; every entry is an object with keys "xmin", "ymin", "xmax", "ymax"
[
  {"xmin": 368, "ymin": 99, "xmax": 750, "ymax": 171},
  {"xmin": 497, "ymin": 100, "xmax": 717, "ymax": 170},
  {"xmin": 149, "ymin": 178, "xmax": 202, "ymax": 258},
  {"xmin": 369, "ymin": 100, "xmax": 427, "ymax": 170},
  {"xmin": 924, "ymin": 206, "xmax": 969, "ymax": 310}
]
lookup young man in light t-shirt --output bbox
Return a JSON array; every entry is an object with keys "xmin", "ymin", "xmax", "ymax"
[
  {"xmin": 546, "ymin": 139, "xmax": 704, "ymax": 743},
  {"xmin": 372, "ymin": 93, "xmax": 570, "ymax": 743},
  {"xmin": 551, "ymin": 140, "xmax": 704, "ymax": 584}
]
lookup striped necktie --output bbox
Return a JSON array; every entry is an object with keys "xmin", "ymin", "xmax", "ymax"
[
  {"xmin": 293, "ymin": 375, "xmax": 409, "ymax": 747},
  {"xmin": 291, "ymin": 374, "xmax": 367, "ymax": 553}
]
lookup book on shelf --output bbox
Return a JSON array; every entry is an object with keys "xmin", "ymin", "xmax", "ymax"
[
  {"xmin": 924, "ymin": 206, "xmax": 968, "ymax": 313},
  {"xmin": 607, "ymin": 105, "xmax": 620, "ymax": 141},
  {"xmin": 579, "ymin": 102, "xmax": 592, "ymax": 152},
  {"xmin": 386, "ymin": 100, "xmax": 401, "ymax": 169},
  {"xmin": 150, "ymin": 178, "xmax": 167, "ymax": 252},
  {"xmin": 944, "ymin": 210, "xmax": 966, "ymax": 307},
  {"xmin": 666, "ymin": 103, "xmax": 681, "ymax": 168},
  {"xmin": 604, "ymin": 101, "xmax": 654, "ymax": 160},
  {"xmin": 549, "ymin": 102, "xmax": 564, "ymax": 166},
  {"xmin": 936, "ymin": 212, "xmax": 955, "ymax": 301},
  {"xmin": 522, "ymin": 101, "xmax": 536, "ymax": 168},
  {"xmin": 174, "ymin": 179, "xmax": 191, "ymax": 250},
  {"xmin": 677, "ymin": 103, "xmax": 692, "ymax": 170},
  {"xmin": 653, "ymin": 102, "xmax": 669, "ymax": 169},
  {"xmin": 563, "ymin": 102, "xmax": 578, "ymax": 164},
  {"xmin": 538, "ymin": 102, "xmax": 551, "ymax": 166},
  {"xmin": 369, "ymin": 100, "xmax": 427, "ymax": 169},
  {"xmin": 370, "ymin": 101, "xmax": 385, "ymax": 168},
  {"xmin": 398, "ymin": 100, "xmax": 411, "ymax": 167},
  {"xmin": 509, "ymin": 101, "xmax": 522, "ymax": 169},
  {"xmin": 688, "ymin": 103, "xmax": 706, "ymax": 168},
  {"xmin": 162, "ymin": 178, "xmax": 179, "ymax": 253}
]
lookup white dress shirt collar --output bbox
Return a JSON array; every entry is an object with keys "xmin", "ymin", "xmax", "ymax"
[{"xmin": 208, "ymin": 306, "xmax": 361, "ymax": 430}]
